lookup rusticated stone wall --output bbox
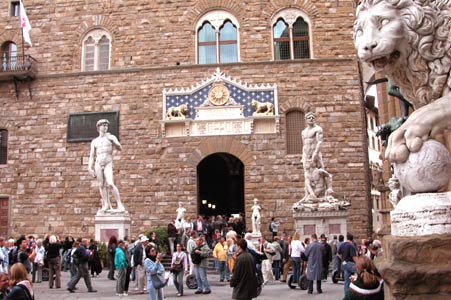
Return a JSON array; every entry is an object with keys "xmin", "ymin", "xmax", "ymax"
[{"xmin": 0, "ymin": 0, "xmax": 372, "ymax": 240}]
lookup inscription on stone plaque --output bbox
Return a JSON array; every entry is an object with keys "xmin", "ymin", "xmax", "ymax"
[{"xmin": 67, "ymin": 111, "xmax": 119, "ymax": 142}]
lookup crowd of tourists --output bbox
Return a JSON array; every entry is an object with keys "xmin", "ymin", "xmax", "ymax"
[{"xmin": 0, "ymin": 214, "xmax": 385, "ymax": 300}]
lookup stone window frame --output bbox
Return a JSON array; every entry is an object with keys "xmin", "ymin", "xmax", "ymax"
[
  {"xmin": 10, "ymin": 0, "xmax": 20, "ymax": 17},
  {"xmin": 81, "ymin": 28, "xmax": 112, "ymax": 71},
  {"xmin": 195, "ymin": 10, "xmax": 240, "ymax": 64},
  {"xmin": 0, "ymin": 129, "xmax": 8, "ymax": 165},
  {"xmin": 271, "ymin": 8, "xmax": 313, "ymax": 60},
  {"xmin": 285, "ymin": 108, "xmax": 305, "ymax": 155}
]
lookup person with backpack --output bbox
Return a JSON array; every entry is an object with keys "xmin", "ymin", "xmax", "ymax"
[
  {"xmin": 192, "ymin": 236, "xmax": 212, "ymax": 295},
  {"xmin": 171, "ymin": 243, "xmax": 188, "ymax": 297},
  {"xmin": 67, "ymin": 238, "xmax": 97, "ymax": 293}
]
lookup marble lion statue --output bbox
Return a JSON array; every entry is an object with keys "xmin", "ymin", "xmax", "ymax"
[
  {"xmin": 354, "ymin": 0, "xmax": 451, "ymax": 164},
  {"xmin": 166, "ymin": 104, "xmax": 188, "ymax": 119},
  {"xmin": 251, "ymin": 100, "xmax": 274, "ymax": 116}
]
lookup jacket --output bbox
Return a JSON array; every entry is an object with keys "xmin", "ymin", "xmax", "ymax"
[
  {"xmin": 144, "ymin": 257, "xmax": 164, "ymax": 281},
  {"xmin": 305, "ymin": 240, "xmax": 324, "ymax": 281},
  {"xmin": 230, "ymin": 251, "xmax": 258, "ymax": 300},
  {"xmin": 132, "ymin": 244, "xmax": 144, "ymax": 266},
  {"xmin": 344, "ymin": 276, "xmax": 384, "ymax": 300},
  {"xmin": 195, "ymin": 242, "xmax": 211, "ymax": 268},
  {"xmin": 114, "ymin": 247, "xmax": 128, "ymax": 269},
  {"xmin": 213, "ymin": 242, "xmax": 228, "ymax": 262},
  {"xmin": 4, "ymin": 282, "xmax": 33, "ymax": 300}
]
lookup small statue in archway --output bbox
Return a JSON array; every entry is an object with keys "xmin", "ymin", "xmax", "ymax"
[
  {"xmin": 251, "ymin": 198, "xmax": 261, "ymax": 235},
  {"xmin": 175, "ymin": 202, "xmax": 186, "ymax": 229}
]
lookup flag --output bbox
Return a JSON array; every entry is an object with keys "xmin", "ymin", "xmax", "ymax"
[{"xmin": 20, "ymin": 0, "xmax": 32, "ymax": 46}]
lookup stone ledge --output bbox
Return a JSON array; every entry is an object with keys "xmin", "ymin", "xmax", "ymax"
[{"xmin": 293, "ymin": 210, "xmax": 349, "ymax": 218}]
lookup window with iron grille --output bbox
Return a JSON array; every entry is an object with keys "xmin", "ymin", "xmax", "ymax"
[
  {"xmin": 0, "ymin": 129, "xmax": 7, "ymax": 164},
  {"xmin": 196, "ymin": 11, "xmax": 239, "ymax": 64},
  {"xmin": 1, "ymin": 42, "xmax": 17, "ymax": 71},
  {"xmin": 82, "ymin": 29, "xmax": 111, "ymax": 71},
  {"xmin": 272, "ymin": 9, "xmax": 311, "ymax": 60},
  {"xmin": 286, "ymin": 110, "xmax": 305, "ymax": 155}
]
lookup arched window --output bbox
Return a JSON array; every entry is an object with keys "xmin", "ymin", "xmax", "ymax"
[
  {"xmin": 219, "ymin": 21, "xmax": 238, "ymax": 63},
  {"xmin": 272, "ymin": 9, "xmax": 312, "ymax": 60},
  {"xmin": 293, "ymin": 18, "xmax": 310, "ymax": 59},
  {"xmin": 1, "ymin": 42, "xmax": 17, "ymax": 71},
  {"xmin": 196, "ymin": 11, "xmax": 239, "ymax": 64},
  {"xmin": 0, "ymin": 129, "xmax": 8, "ymax": 164},
  {"xmin": 286, "ymin": 109, "xmax": 305, "ymax": 155},
  {"xmin": 198, "ymin": 22, "xmax": 216, "ymax": 64},
  {"xmin": 273, "ymin": 19, "xmax": 290, "ymax": 60},
  {"xmin": 82, "ymin": 29, "xmax": 111, "ymax": 71}
]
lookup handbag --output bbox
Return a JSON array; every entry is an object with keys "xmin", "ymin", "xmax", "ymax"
[
  {"xmin": 151, "ymin": 273, "xmax": 167, "ymax": 289},
  {"xmin": 172, "ymin": 255, "xmax": 184, "ymax": 272}
]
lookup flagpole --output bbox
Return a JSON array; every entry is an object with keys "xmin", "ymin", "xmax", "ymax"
[
  {"xmin": 21, "ymin": 27, "xmax": 25, "ymax": 65},
  {"xmin": 20, "ymin": 1, "xmax": 25, "ymax": 65}
]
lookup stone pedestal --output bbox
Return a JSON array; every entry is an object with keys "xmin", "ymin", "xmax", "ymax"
[
  {"xmin": 293, "ymin": 210, "xmax": 348, "ymax": 240},
  {"xmin": 375, "ymin": 234, "xmax": 451, "ymax": 300},
  {"xmin": 94, "ymin": 212, "xmax": 131, "ymax": 243},
  {"xmin": 250, "ymin": 233, "xmax": 261, "ymax": 247},
  {"xmin": 391, "ymin": 192, "xmax": 451, "ymax": 236}
]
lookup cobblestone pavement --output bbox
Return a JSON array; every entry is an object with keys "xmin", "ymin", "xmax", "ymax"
[{"xmin": 33, "ymin": 270, "xmax": 345, "ymax": 300}]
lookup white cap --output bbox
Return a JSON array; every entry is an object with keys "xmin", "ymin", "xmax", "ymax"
[{"xmin": 140, "ymin": 236, "xmax": 149, "ymax": 242}]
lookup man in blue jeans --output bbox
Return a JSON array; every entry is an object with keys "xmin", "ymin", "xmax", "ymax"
[
  {"xmin": 193, "ymin": 236, "xmax": 212, "ymax": 294},
  {"xmin": 337, "ymin": 233, "xmax": 357, "ymax": 295}
]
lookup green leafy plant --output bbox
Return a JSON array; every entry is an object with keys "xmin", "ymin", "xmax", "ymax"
[
  {"xmin": 98, "ymin": 241, "xmax": 108, "ymax": 268},
  {"xmin": 145, "ymin": 226, "xmax": 169, "ymax": 254}
]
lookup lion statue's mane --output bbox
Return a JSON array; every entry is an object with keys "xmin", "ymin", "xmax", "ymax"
[{"xmin": 355, "ymin": 0, "xmax": 451, "ymax": 108}]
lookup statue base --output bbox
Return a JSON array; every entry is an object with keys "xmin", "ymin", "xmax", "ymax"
[
  {"xmin": 250, "ymin": 232, "xmax": 261, "ymax": 247},
  {"xmin": 375, "ymin": 234, "xmax": 451, "ymax": 299},
  {"xmin": 293, "ymin": 210, "xmax": 348, "ymax": 240},
  {"xmin": 391, "ymin": 191, "xmax": 451, "ymax": 236},
  {"xmin": 94, "ymin": 211, "xmax": 131, "ymax": 242}
]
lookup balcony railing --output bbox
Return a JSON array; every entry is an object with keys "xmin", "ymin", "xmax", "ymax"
[{"xmin": 0, "ymin": 55, "xmax": 37, "ymax": 81}]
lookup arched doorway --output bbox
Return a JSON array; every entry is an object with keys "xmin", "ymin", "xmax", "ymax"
[{"xmin": 197, "ymin": 153, "xmax": 244, "ymax": 218}]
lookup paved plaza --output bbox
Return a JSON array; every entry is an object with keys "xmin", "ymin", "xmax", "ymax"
[{"xmin": 33, "ymin": 270, "xmax": 345, "ymax": 300}]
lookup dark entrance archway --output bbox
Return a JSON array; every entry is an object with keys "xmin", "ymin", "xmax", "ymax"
[{"xmin": 197, "ymin": 153, "xmax": 244, "ymax": 218}]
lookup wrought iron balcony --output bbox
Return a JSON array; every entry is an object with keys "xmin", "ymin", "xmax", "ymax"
[{"xmin": 0, "ymin": 55, "xmax": 37, "ymax": 82}]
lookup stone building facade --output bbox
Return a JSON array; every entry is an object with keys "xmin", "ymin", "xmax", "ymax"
[{"xmin": 0, "ymin": 0, "xmax": 372, "ymax": 239}]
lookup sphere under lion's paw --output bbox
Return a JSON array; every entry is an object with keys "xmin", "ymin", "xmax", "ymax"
[{"xmin": 394, "ymin": 140, "xmax": 451, "ymax": 193}]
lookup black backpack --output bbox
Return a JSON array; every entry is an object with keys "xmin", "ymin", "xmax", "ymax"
[
  {"xmin": 8, "ymin": 247, "xmax": 18, "ymax": 265},
  {"xmin": 190, "ymin": 246, "xmax": 202, "ymax": 265},
  {"xmin": 269, "ymin": 223, "xmax": 272, "ymax": 232}
]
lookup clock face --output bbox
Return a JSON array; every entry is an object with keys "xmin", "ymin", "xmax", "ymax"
[{"xmin": 208, "ymin": 84, "xmax": 230, "ymax": 106}]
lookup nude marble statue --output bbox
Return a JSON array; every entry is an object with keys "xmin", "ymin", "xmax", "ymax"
[{"xmin": 88, "ymin": 119, "xmax": 125, "ymax": 213}]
